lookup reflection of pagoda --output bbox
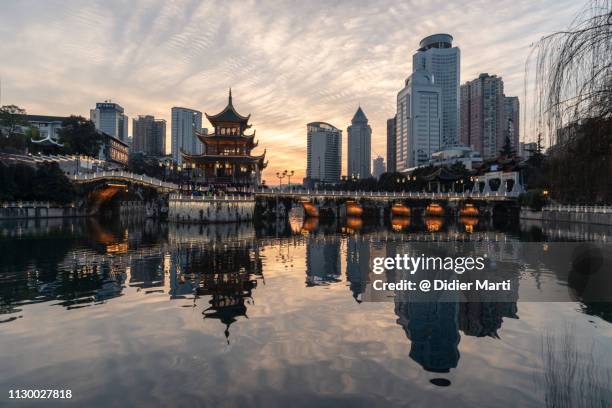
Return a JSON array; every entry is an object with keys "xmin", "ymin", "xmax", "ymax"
[
  {"xmin": 181, "ymin": 89, "xmax": 267, "ymax": 186},
  {"xmin": 188, "ymin": 245, "xmax": 263, "ymax": 343}
]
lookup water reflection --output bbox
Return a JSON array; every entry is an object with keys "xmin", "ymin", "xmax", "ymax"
[{"xmin": 0, "ymin": 215, "xmax": 610, "ymax": 406}]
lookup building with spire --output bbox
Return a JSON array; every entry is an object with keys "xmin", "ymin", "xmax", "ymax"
[
  {"xmin": 181, "ymin": 90, "xmax": 267, "ymax": 187},
  {"xmin": 347, "ymin": 106, "xmax": 372, "ymax": 179}
]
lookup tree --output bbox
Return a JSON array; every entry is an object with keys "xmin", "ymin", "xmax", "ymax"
[
  {"xmin": 58, "ymin": 115, "xmax": 103, "ymax": 157},
  {"xmin": 499, "ymin": 136, "xmax": 515, "ymax": 158},
  {"xmin": 31, "ymin": 163, "xmax": 75, "ymax": 204},
  {"xmin": 0, "ymin": 105, "xmax": 28, "ymax": 137},
  {"xmin": 528, "ymin": 0, "xmax": 612, "ymax": 203}
]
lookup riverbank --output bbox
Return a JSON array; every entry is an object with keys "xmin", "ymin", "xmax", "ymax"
[
  {"xmin": 0, "ymin": 202, "xmax": 85, "ymax": 219},
  {"xmin": 520, "ymin": 205, "xmax": 612, "ymax": 226}
]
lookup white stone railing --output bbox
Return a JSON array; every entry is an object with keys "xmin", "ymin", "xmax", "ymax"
[
  {"xmin": 254, "ymin": 188, "xmax": 520, "ymax": 200},
  {"xmin": 72, "ymin": 170, "xmax": 178, "ymax": 190},
  {"xmin": 543, "ymin": 205, "xmax": 612, "ymax": 214},
  {"xmin": 169, "ymin": 194, "xmax": 255, "ymax": 202}
]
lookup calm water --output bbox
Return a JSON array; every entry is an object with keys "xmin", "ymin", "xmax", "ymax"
[{"xmin": 1, "ymin": 215, "xmax": 611, "ymax": 407}]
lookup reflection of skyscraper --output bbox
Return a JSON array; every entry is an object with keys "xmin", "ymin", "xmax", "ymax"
[
  {"xmin": 346, "ymin": 236, "xmax": 371, "ymax": 302},
  {"xmin": 395, "ymin": 302, "xmax": 461, "ymax": 373},
  {"xmin": 458, "ymin": 302, "xmax": 518, "ymax": 338},
  {"xmin": 306, "ymin": 238, "xmax": 341, "ymax": 286}
]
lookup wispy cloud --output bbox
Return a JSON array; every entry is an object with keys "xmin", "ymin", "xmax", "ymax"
[{"xmin": 0, "ymin": 0, "xmax": 584, "ymax": 181}]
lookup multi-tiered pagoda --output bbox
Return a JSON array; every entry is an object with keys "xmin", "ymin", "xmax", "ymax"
[{"xmin": 181, "ymin": 90, "xmax": 267, "ymax": 187}]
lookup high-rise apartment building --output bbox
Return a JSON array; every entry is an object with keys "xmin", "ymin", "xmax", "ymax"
[
  {"xmin": 372, "ymin": 156, "xmax": 386, "ymax": 179},
  {"xmin": 412, "ymin": 34, "xmax": 460, "ymax": 147},
  {"xmin": 460, "ymin": 73, "xmax": 508, "ymax": 159},
  {"xmin": 396, "ymin": 69, "xmax": 442, "ymax": 171},
  {"xmin": 306, "ymin": 122, "xmax": 342, "ymax": 184},
  {"xmin": 171, "ymin": 107, "xmax": 203, "ymax": 164},
  {"xmin": 90, "ymin": 102, "xmax": 128, "ymax": 142},
  {"xmin": 132, "ymin": 115, "xmax": 166, "ymax": 156},
  {"xmin": 347, "ymin": 107, "xmax": 371, "ymax": 179},
  {"xmin": 386, "ymin": 116, "xmax": 396, "ymax": 173},
  {"xmin": 504, "ymin": 96, "xmax": 520, "ymax": 153}
]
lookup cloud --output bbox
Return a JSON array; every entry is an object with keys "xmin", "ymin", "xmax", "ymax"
[{"xmin": 0, "ymin": 0, "xmax": 584, "ymax": 181}]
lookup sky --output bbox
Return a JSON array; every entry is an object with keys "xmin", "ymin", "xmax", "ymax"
[{"xmin": 0, "ymin": 0, "xmax": 585, "ymax": 182}]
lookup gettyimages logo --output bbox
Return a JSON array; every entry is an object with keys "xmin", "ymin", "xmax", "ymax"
[{"xmin": 372, "ymin": 254, "xmax": 487, "ymax": 275}]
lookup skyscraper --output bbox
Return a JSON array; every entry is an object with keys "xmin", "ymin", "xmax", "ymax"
[
  {"xmin": 347, "ymin": 106, "xmax": 371, "ymax": 179},
  {"xmin": 412, "ymin": 34, "xmax": 460, "ymax": 147},
  {"xmin": 306, "ymin": 122, "xmax": 341, "ymax": 184},
  {"xmin": 504, "ymin": 96, "xmax": 520, "ymax": 153},
  {"xmin": 460, "ymin": 73, "xmax": 506, "ymax": 159},
  {"xmin": 133, "ymin": 115, "xmax": 166, "ymax": 156},
  {"xmin": 386, "ymin": 116, "xmax": 396, "ymax": 173},
  {"xmin": 90, "ymin": 102, "xmax": 128, "ymax": 141},
  {"xmin": 171, "ymin": 107, "xmax": 203, "ymax": 164},
  {"xmin": 396, "ymin": 69, "xmax": 442, "ymax": 171},
  {"xmin": 372, "ymin": 156, "xmax": 386, "ymax": 179}
]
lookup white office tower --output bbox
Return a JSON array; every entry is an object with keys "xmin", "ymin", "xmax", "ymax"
[
  {"xmin": 90, "ymin": 102, "xmax": 128, "ymax": 141},
  {"xmin": 396, "ymin": 69, "xmax": 442, "ymax": 170},
  {"xmin": 171, "ymin": 107, "xmax": 203, "ymax": 164},
  {"xmin": 306, "ymin": 122, "xmax": 342, "ymax": 184},
  {"xmin": 372, "ymin": 156, "xmax": 386, "ymax": 179},
  {"xmin": 412, "ymin": 34, "xmax": 460, "ymax": 147},
  {"xmin": 347, "ymin": 107, "xmax": 372, "ymax": 179}
]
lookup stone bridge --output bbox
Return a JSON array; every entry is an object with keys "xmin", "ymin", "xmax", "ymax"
[
  {"xmin": 254, "ymin": 189, "xmax": 520, "ymax": 219},
  {"xmin": 71, "ymin": 171, "xmax": 177, "ymax": 215}
]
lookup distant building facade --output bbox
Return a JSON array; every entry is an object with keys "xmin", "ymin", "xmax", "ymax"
[
  {"xmin": 396, "ymin": 69, "xmax": 442, "ymax": 171},
  {"xmin": 519, "ymin": 142, "xmax": 538, "ymax": 160},
  {"xmin": 504, "ymin": 96, "xmax": 520, "ymax": 153},
  {"xmin": 306, "ymin": 122, "xmax": 342, "ymax": 185},
  {"xmin": 386, "ymin": 116, "xmax": 396, "ymax": 173},
  {"xmin": 98, "ymin": 131, "xmax": 129, "ymax": 167},
  {"xmin": 347, "ymin": 107, "xmax": 371, "ymax": 179},
  {"xmin": 428, "ymin": 146, "xmax": 483, "ymax": 170},
  {"xmin": 372, "ymin": 155, "xmax": 386, "ymax": 179},
  {"xmin": 132, "ymin": 115, "xmax": 166, "ymax": 156},
  {"xmin": 171, "ymin": 107, "xmax": 203, "ymax": 164},
  {"xmin": 412, "ymin": 34, "xmax": 460, "ymax": 147},
  {"xmin": 90, "ymin": 102, "xmax": 128, "ymax": 142},
  {"xmin": 25, "ymin": 115, "xmax": 67, "ymax": 143},
  {"xmin": 460, "ymin": 73, "xmax": 506, "ymax": 159}
]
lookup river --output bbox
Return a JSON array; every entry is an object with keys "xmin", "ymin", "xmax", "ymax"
[{"xmin": 0, "ymin": 215, "xmax": 611, "ymax": 407}]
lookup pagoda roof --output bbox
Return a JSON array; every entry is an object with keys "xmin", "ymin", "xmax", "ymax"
[
  {"xmin": 181, "ymin": 148, "xmax": 267, "ymax": 167},
  {"xmin": 205, "ymin": 89, "xmax": 251, "ymax": 125},
  {"xmin": 196, "ymin": 129, "xmax": 256, "ymax": 144}
]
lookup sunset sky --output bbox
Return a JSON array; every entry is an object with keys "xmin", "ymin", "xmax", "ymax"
[{"xmin": 0, "ymin": 0, "xmax": 584, "ymax": 182}]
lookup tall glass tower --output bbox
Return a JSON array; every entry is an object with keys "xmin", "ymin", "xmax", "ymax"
[{"xmin": 413, "ymin": 34, "xmax": 460, "ymax": 148}]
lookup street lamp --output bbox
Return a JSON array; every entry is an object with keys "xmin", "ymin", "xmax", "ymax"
[
  {"xmin": 276, "ymin": 171, "xmax": 286, "ymax": 189},
  {"xmin": 285, "ymin": 170, "xmax": 294, "ymax": 190}
]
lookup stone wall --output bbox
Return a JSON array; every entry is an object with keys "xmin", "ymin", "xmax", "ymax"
[
  {"xmin": 168, "ymin": 196, "xmax": 255, "ymax": 223},
  {"xmin": 0, "ymin": 203, "xmax": 85, "ymax": 219}
]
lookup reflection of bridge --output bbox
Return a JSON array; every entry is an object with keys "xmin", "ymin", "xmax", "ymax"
[{"xmin": 72, "ymin": 170, "xmax": 178, "ymax": 192}]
